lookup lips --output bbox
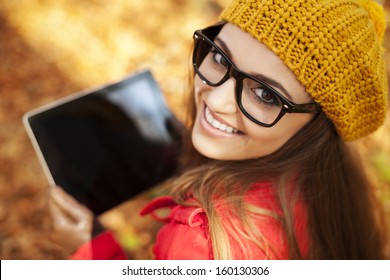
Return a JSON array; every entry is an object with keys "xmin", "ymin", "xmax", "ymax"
[{"xmin": 204, "ymin": 106, "xmax": 241, "ymax": 134}]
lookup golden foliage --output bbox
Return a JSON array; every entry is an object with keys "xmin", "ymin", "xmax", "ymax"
[{"xmin": 0, "ymin": 0, "xmax": 389, "ymax": 259}]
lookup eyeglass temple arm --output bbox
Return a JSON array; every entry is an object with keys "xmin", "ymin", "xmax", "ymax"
[{"xmin": 288, "ymin": 103, "xmax": 322, "ymax": 113}]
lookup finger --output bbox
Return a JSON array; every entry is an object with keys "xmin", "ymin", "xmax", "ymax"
[
  {"xmin": 50, "ymin": 187, "xmax": 80, "ymax": 219},
  {"xmin": 51, "ymin": 187, "xmax": 81, "ymax": 208},
  {"xmin": 49, "ymin": 187, "xmax": 95, "ymax": 235},
  {"xmin": 48, "ymin": 198, "xmax": 93, "ymax": 254},
  {"xmin": 50, "ymin": 187, "xmax": 91, "ymax": 220},
  {"xmin": 49, "ymin": 193, "xmax": 91, "ymax": 231},
  {"xmin": 49, "ymin": 196, "xmax": 73, "ymax": 229}
]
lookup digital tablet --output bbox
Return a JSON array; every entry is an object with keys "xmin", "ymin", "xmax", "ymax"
[{"xmin": 23, "ymin": 70, "xmax": 182, "ymax": 215}]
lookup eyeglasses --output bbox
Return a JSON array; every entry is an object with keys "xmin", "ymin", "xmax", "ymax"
[{"xmin": 192, "ymin": 23, "xmax": 322, "ymax": 127}]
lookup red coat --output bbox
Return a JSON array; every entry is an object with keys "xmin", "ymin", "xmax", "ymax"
[{"xmin": 71, "ymin": 182, "xmax": 309, "ymax": 260}]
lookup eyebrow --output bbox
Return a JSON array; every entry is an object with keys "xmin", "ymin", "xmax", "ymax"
[{"xmin": 214, "ymin": 36, "xmax": 294, "ymax": 101}]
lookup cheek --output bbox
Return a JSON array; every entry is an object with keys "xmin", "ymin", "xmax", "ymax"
[
  {"xmin": 243, "ymin": 115, "xmax": 310, "ymax": 153},
  {"xmin": 247, "ymin": 127, "xmax": 288, "ymax": 153},
  {"xmin": 194, "ymin": 75, "xmax": 206, "ymax": 106}
]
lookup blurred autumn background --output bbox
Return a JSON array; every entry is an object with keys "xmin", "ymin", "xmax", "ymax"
[{"xmin": 1, "ymin": 0, "xmax": 390, "ymax": 259}]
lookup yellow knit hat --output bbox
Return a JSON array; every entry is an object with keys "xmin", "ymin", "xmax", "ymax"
[{"xmin": 221, "ymin": 0, "xmax": 388, "ymax": 141}]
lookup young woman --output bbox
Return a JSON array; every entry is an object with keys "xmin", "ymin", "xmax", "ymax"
[{"xmin": 50, "ymin": 0, "xmax": 389, "ymax": 259}]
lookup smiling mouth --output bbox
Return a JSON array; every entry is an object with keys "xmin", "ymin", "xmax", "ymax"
[{"xmin": 204, "ymin": 106, "xmax": 242, "ymax": 134}]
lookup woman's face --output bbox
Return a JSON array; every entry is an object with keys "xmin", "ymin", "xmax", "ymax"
[{"xmin": 192, "ymin": 23, "xmax": 315, "ymax": 160}]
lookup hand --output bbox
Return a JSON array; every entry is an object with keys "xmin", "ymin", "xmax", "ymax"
[{"xmin": 48, "ymin": 187, "xmax": 94, "ymax": 256}]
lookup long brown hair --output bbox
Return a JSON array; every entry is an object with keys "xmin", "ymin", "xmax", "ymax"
[{"xmin": 169, "ymin": 70, "xmax": 389, "ymax": 259}]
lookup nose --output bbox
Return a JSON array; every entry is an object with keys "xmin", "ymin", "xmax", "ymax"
[{"xmin": 206, "ymin": 78, "xmax": 237, "ymax": 114}]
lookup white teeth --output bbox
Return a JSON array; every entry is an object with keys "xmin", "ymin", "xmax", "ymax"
[
  {"xmin": 205, "ymin": 107, "xmax": 238, "ymax": 134},
  {"xmin": 211, "ymin": 119, "xmax": 221, "ymax": 128}
]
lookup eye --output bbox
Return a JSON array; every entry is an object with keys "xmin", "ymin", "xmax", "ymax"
[
  {"xmin": 253, "ymin": 88, "xmax": 280, "ymax": 106},
  {"xmin": 211, "ymin": 49, "xmax": 229, "ymax": 69}
]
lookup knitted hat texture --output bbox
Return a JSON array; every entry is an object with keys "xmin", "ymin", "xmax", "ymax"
[{"xmin": 221, "ymin": 0, "xmax": 388, "ymax": 141}]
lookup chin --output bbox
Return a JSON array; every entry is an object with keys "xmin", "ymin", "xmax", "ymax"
[
  {"xmin": 192, "ymin": 140, "xmax": 246, "ymax": 161},
  {"xmin": 192, "ymin": 138, "xmax": 229, "ymax": 160}
]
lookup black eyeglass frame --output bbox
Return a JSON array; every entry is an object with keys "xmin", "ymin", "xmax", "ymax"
[{"xmin": 192, "ymin": 22, "xmax": 322, "ymax": 128}]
